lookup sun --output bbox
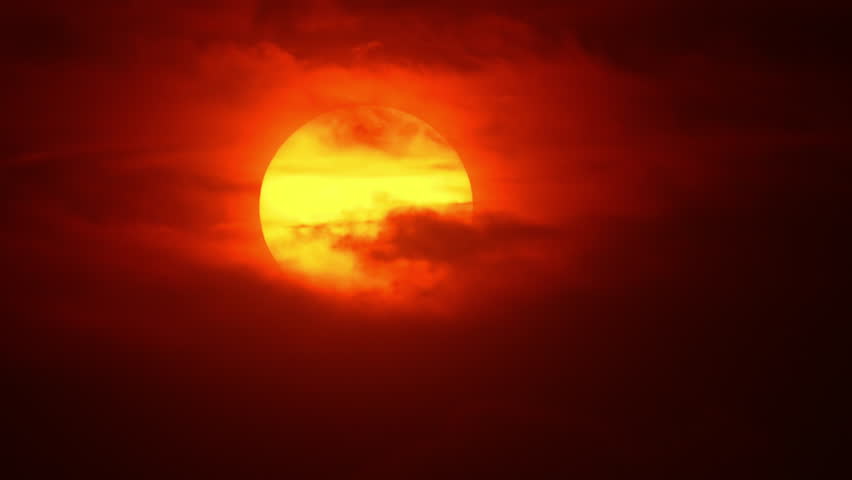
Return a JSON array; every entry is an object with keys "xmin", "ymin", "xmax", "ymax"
[{"xmin": 259, "ymin": 106, "xmax": 473, "ymax": 290}]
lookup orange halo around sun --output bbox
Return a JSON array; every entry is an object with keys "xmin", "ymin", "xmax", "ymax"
[{"xmin": 259, "ymin": 106, "xmax": 473, "ymax": 290}]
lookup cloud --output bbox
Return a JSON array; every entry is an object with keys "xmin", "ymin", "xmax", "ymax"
[
  {"xmin": 352, "ymin": 40, "xmax": 383, "ymax": 59},
  {"xmin": 336, "ymin": 208, "xmax": 556, "ymax": 264}
]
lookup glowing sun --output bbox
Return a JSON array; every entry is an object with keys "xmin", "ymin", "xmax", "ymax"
[{"xmin": 259, "ymin": 106, "xmax": 473, "ymax": 290}]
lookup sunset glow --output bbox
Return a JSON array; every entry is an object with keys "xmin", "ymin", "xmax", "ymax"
[{"xmin": 7, "ymin": 1, "xmax": 834, "ymax": 475}]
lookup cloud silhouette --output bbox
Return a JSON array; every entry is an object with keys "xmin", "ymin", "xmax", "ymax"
[{"xmin": 335, "ymin": 208, "xmax": 557, "ymax": 265}]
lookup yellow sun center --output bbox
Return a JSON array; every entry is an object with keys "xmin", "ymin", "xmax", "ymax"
[{"xmin": 259, "ymin": 106, "xmax": 472, "ymax": 290}]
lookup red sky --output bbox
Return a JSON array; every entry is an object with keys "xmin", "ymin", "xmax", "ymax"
[{"xmin": 2, "ymin": 1, "xmax": 848, "ymax": 477}]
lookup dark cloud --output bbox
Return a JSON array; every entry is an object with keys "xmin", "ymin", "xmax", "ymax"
[{"xmin": 335, "ymin": 208, "xmax": 556, "ymax": 264}]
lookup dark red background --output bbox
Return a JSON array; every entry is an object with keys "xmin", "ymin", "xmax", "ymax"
[{"xmin": 2, "ymin": 1, "xmax": 847, "ymax": 477}]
